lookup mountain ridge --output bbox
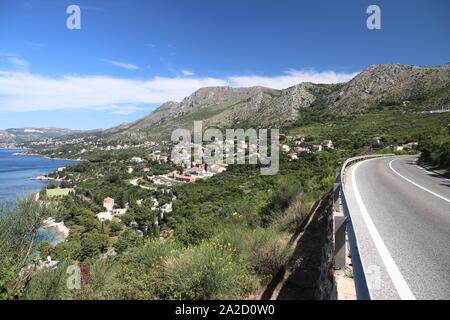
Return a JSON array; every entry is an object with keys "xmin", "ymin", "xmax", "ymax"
[{"xmin": 104, "ymin": 63, "xmax": 449, "ymax": 142}]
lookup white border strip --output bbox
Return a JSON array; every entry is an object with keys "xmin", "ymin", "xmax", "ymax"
[{"xmin": 389, "ymin": 158, "xmax": 450, "ymax": 203}]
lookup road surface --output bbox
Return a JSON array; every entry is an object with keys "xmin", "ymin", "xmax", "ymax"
[{"xmin": 343, "ymin": 155, "xmax": 450, "ymax": 300}]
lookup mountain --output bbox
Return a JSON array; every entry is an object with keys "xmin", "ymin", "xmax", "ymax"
[
  {"xmin": 106, "ymin": 83, "xmax": 341, "ymax": 141},
  {"xmin": 0, "ymin": 128, "xmax": 84, "ymax": 144},
  {"xmin": 104, "ymin": 63, "xmax": 449, "ymax": 142},
  {"xmin": 328, "ymin": 64, "xmax": 450, "ymax": 114}
]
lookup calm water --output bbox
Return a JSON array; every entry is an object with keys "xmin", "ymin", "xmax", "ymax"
[{"xmin": 0, "ymin": 148, "xmax": 78, "ymax": 202}]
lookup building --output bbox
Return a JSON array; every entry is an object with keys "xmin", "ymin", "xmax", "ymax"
[
  {"xmin": 190, "ymin": 166, "xmax": 206, "ymax": 174},
  {"xmin": 311, "ymin": 144, "xmax": 323, "ymax": 152},
  {"xmin": 287, "ymin": 153, "xmax": 298, "ymax": 160},
  {"xmin": 130, "ymin": 157, "xmax": 143, "ymax": 164},
  {"xmin": 321, "ymin": 140, "xmax": 334, "ymax": 149},
  {"xmin": 77, "ymin": 194, "xmax": 92, "ymax": 203},
  {"xmin": 280, "ymin": 144, "xmax": 290, "ymax": 152},
  {"xmin": 294, "ymin": 137, "xmax": 305, "ymax": 145},
  {"xmin": 160, "ymin": 202, "xmax": 173, "ymax": 214},
  {"xmin": 208, "ymin": 164, "xmax": 227, "ymax": 174},
  {"xmin": 113, "ymin": 208, "xmax": 128, "ymax": 217},
  {"xmin": 127, "ymin": 167, "xmax": 134, "ymax": 174},
  {"xmin": 103, "ymin": 197, "xmax": 115, "ymax": 212},
  {"xmin": 371, "ymin": 137, "xmax": 382, "ymax": 147},
  {"xmin": 168, "ymin": 171, "xmax": 197, "ymax": 183},
  {"xmin": 403, "ymin": 141, "xmax": 419, "ymax": 150},
  {"xmin": 97, "ymin": 211, "xmax": 113, "ymax": 222},
  {"xmin": 294, "ymin": 146, "xmax": 309, "ymax": 153}
]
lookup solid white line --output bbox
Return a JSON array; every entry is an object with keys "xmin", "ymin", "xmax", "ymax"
[
  {"xmin": 389, "ymin": 158, "xmax": 450, "ymax": 203},
  {"xmin": 352, "ymin": 161, "xmax": 416, "ymax": 300}
]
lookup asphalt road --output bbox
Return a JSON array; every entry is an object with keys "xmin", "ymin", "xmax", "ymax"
[{"xmin": 343, "ymin": 156, "xmax": 450, "ymax": 300}]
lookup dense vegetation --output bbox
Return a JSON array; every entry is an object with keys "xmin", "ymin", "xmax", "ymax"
[
  {"xmin": 419, "ymin": 124, "xmax": 450, "ymax": 176},
  {"xmin": 1, "ymin": 105, "xmax": 449, "ymax": 300},
  {"xmin": 0, "ymin": 144, "xmax": 341, "ymax": 300}
]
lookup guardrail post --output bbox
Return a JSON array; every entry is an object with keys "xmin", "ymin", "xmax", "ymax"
[
  {"xmin": 333, "ymin": 181, "xmax": 346, "ymax": 269},
  {"xmin": 333, "ymin": 183, "xmax": 340, "ymax": 212},
  {"xmin": 334, "ymin": 212, "xmax": 346, "ymax": 269}
]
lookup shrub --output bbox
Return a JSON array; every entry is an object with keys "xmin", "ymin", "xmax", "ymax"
[
  {"xmin": 246, "ymin": 228, "xmax": 292, "ymax": 278},
  {"xmin": 157, "ymin": 240, "xmax": 255, "ymax": 300},
  {"xmin": 275, "ymin": 194, "xmax": 308, "ymax": 233},
  {"xmin": 22, "ymin": 266, "xmax": 69, "ymax": 300},
  {"xmin": 113, "ymin": 229, "xmax": 142, "ymax": 254},
  {"xmin": 77, "ymin": 259, "xmax": 120, "ymax": 300},
  {"xmin": 175, "ymin": 214, "xmax": 217, "ymax": 246}
]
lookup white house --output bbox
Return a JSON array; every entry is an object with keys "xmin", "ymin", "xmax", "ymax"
[
  {"xmin": 113, "ymin": 208, "xmax": 128, "ymax": 217},
  {"xmin": 321, "ymin": 140, "xmax": 334, "ymax": 149},
  {"xmin": 97, "ymin": 211, "xmax": 113, "ymax": 222},
  {"xmin": 160, "ymin": 202, "xmax": 173, "ymax": 214},
  {"xmin": 130, "ymin": 157, "xmax": 144, "ymax": 164}
]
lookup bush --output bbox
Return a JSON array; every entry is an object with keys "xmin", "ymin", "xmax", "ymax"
[
  {"xmin": 275, "ymin": 194, "xmax": 308, "ymax": 233},
  {"xmin": 260, "ymin": 181, "xmax": 301, "ymax": 227},
  {"xmin": 113, "ymin": 229, "xmax": 142, "ymax": 254},
  {"xmin": 157, "ymin": 240, "xmax": 255, "ymax": 300},
  {"xmin": 246, "ymin": 228, "xmax": 292, "ymax": 278},
  {"xmin": 107, "ymin": 220, "xmax": 123, "ymax": 235},
  {"xmin": 80, "ymin": 232, "xmax": 110, "ymax": 260},
  {"xmin": 77, "ymin": 259, "xmax": 120, "ymax": 300},
  {"xmin": 22, "ymin": 266, "xmax": 69, "ymax": 300},
  {"xmin": 175, "ymin": 214, "xmax": 217, "ymax": 246}
]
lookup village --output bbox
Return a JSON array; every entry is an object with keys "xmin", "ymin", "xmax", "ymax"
[{"xmin": 36, "ymin": 132, "xmax": 420, "ymax": 240}]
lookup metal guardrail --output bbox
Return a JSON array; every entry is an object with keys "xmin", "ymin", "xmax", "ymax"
[{"xmin": 333, "ymin": 154, "xmax": 395, "ymax": 300}]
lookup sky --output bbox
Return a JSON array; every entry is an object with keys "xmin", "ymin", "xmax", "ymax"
[{"xmin": 0, "ymin": 0, "xmax": 449, "ymax": 130}]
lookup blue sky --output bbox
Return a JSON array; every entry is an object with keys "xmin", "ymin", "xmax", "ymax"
[{"xmin": 0, "ymin": 0, "xmax": 449, "ymax": 130}]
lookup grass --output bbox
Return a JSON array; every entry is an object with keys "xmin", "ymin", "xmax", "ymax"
[{"xmin": 46, "ymin": 188, "xmax": 72, "ymax": 197}]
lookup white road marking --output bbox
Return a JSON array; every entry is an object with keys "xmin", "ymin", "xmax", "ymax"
[
  {"xmin": 352, "ymin": 161, "xmax": 416, "ymax": 300},
  {"xmin": 389, "ymin": 158, "xmax": 450, "ymax": 203}
]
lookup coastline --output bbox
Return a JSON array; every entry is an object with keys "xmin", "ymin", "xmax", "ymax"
[
  {"xmin": 13, "ymin": 151, "xmax": 79, "ymax": 162},
  {"xmin": 0, "ymin": 149, "xmax": 80, "ymax": 202},
  {"xmin": 39, "ymin": 218, "xmax": 70, "ymax": 245}
]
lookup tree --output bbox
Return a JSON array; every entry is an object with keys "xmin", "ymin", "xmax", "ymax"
[
  {"xmin": 113, "ymin": 229, "xmax": 142, "ymax": 253},
  {"xmin": 80, "ymin": 232, "xmax": 110, "ymax": 260}
]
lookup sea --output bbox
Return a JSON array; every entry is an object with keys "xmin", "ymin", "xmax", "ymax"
[
  {"xmin": 0, "ymin": 148, "xmax": 78, "ymax": 247},
  {"xmin": 0, "ymin": 148, "xmax": 78, "ymax": 202}
]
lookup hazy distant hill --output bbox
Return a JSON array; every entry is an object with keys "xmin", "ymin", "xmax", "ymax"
[{"xmin": 0, "ymin": 128, "xmax": 84, "ymax": 144}]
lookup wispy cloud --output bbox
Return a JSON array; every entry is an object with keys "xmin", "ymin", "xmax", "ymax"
[
  {"xmin": 0, "ymin": 69, "xmax": 357, "ymax": 115},
  {"xmin": 228, "ymin": 69, "xmax": 358, "ymax": 89},
  {"xmin": 0, "ymin": 53, "xmax": 31, "ymax": 69},
  {"xmin": 181, "ymin": 69, "xmax": 195, "ymax": 76},
  {"xmin": 101, "ymin": 59, "xmax": 139, "ymax": 71},
  {"xmin": 27, "ymin": 42, "xmax": 45, "ymax": 48}
]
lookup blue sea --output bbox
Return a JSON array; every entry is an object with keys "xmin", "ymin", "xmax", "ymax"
[{"xmin": 0, "ymin": 148, "xmax": 78, "ymax": 203}]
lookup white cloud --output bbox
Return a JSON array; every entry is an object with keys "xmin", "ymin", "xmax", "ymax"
[
  {"xmin": 0, "ymin": 69, "xmax": 357, "ymax": 114},
  {"xmin": 228, "ymin": 69, "xmax": 358, "ymax": 89},
  {"xmin": 181, "ymin": 69, "xmax": 195, "ymax": 76},
  {"xmin": 101, "ymin": 59, "xmax": 139, "ymax": 71},
  {"xmin": 0, "ymin": 53, "xmax": 31, "ymax": 69}
]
